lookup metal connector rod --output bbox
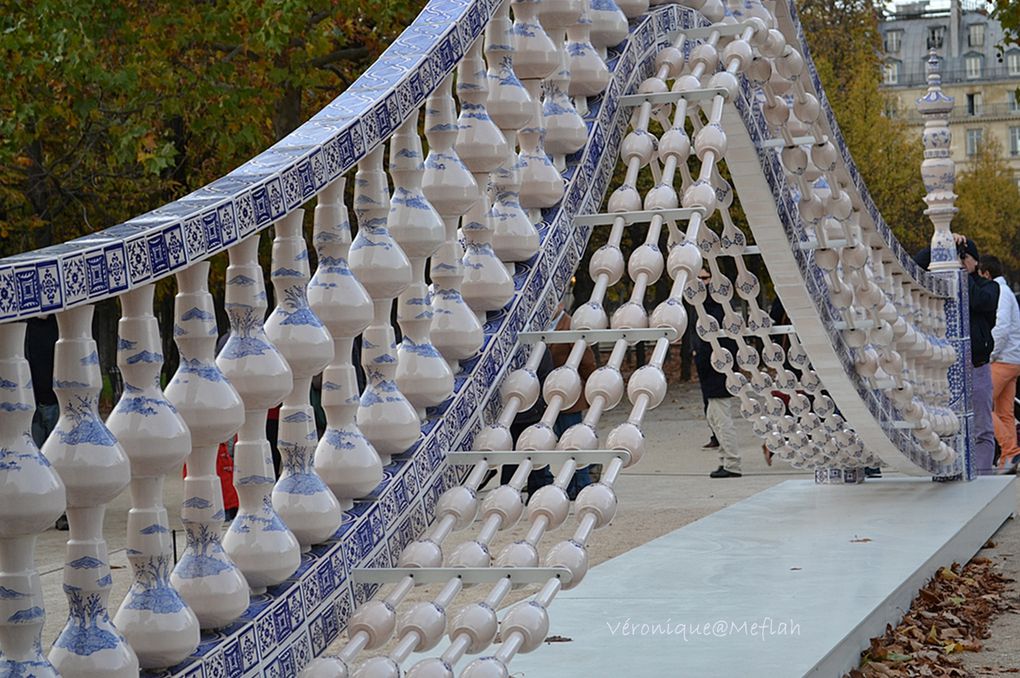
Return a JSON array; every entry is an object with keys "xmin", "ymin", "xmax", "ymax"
[
  {"xmin": 620, "ymin": 87, "xmax": 729, "ymax": 107},
  {"xmin": 517, "ymin": 328, "xmax": 677, "ymax": 344},
  {"xmin": 448, "ymin": 449, "xmax": 632, "ymax": 465},
  {"xmin": 351, "ymin": 567, "xmax": 573, "ymax": 586},
  {"xmin": 573, "ymin": 207, "xmax": 705, "ymax": 227}
]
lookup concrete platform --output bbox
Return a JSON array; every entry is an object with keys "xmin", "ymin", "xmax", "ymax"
[{"xmin": 505, "ymin": 477, "xmax": 1015, "ymax": 678}]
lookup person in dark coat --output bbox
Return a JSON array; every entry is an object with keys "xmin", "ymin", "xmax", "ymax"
[
  {"xmin": 694, "ymin": 268, "xmax": 741, "ymax": 478},
  {"xmin": 916, "ymin": 236, "xmax": 999, "ymax": 474}
]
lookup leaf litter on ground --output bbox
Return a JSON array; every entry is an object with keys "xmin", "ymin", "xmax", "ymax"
[{"xmin": 845, "ymin": 556, "xmax": 1017, "ymax": 678}]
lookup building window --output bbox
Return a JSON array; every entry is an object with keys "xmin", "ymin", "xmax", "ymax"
[
  {"xmin": 969, "ymin": 23, "xmax": 985, "ymax": 47},
  {"xmin": 966, "ymin": 128, "xmax": 984, "ymax": 156},
  {"xmin": 1010, "ymin": 92, "xmax": 1020, "ymax": 114},
  {"xmin": 966, "ymin": 92, "xmax": 983, "ymax": 116},
  {"xmin": 883, "ymin": 61, "xmax": 900, "ymax": 85},
  {"xmin": 884, "ymin": 31, "xmax": 902, "ymax": 53},
  {"xmin": 965, "ymin": 54, "xmax": 983, "ymax": 79},
  {"xmin": 1008, "ymin": 51, "xmax": 1020, "ymax": 76},
  {"xmin": 1011, "ymin": 127, "xmax": 1020, "ymax": 156},
  {"xmin": 927, "ymin": 26, "xmax": 945, "ymax": 50}
]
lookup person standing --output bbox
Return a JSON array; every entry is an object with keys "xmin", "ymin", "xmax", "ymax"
[
  {"xmin": 979, "ymin": 255, "xmax": 1020, "ymax": 472},
  {"xmin": 548, "ymin": 305, "xmax": 597, "ymax": 499},
  {"xmin": 694, "ymin": 268, "xmax": 741, "ymax": 478},
  {"xmin": 916, "ymin": 236, "xmax": 999, "ymax": 474},
  {"xmin": 25, "ymin": 314, "xmax": 59, "ymax": 448}
]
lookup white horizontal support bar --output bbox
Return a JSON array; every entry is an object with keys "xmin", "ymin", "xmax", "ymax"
[
  {"xmin": 702, "ymin": 324, "xmax": 797, "ymax": 339},
  {"xmin": 740, "ymin": 239, "xmax": 847, "ymax": 256},
  {"xmin": 667, "ymin": 20, "xmax": 757, "ymax": 40},
  {"xmin": 351, "ymin": 567, "xmax": 573, "ymax": 586},
  {"xmin": 448, "ymin": 449, "xmax": 632, "ymax": 465},
  {"xmin": 760, "ymin": 135, "xmax": 824, "ymax": 149},
  {"xmin": 518, "ymin": 328, "xmax": 677, "ymax": 344},
  {"xmin": 573, "ymin": 207, "xmax": 704, "ymax": 227},
  {"xmin": 620, "ymin": 87, "xmax": 728, "ymax": 107},
  {"xmin": 832, "ymin": 319, "xmax": 876, "ymax": 331}
]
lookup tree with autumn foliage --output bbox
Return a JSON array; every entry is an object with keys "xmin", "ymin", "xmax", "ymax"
[
  {"xmin": 954, "ymin": 134, "xmax": 1020, "ymax": 279},
  {"xmin": 797, "ymin": 0, "xmax": 929, "ymax": 254},
  {"xmin": 0, "ymin": 0, "xmax": 426, "ymax": 258}
]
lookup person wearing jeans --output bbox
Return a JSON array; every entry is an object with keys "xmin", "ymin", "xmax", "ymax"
[
  {"xmin": 979, "ymin": 255, "xmax": 1020, "ymax": 472},
  {"xmin": 916, "ymin": 237, "xmax": 999, "ymax": 475}
]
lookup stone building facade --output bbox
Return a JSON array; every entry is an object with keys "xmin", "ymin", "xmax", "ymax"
[{"xmin": 879, "ymin": 0, "xmax": 1020, "ymax": 183}]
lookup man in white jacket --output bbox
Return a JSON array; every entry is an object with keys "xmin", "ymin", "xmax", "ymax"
[{"xmin": 979, "ymin": 255, "xmax": 1020, "ymax": 472}]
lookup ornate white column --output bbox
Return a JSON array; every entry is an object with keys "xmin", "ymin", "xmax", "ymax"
[
  {"xmin": 457, "ymin": 37, "xmax": 516, "ymax": 321},
  {"xmin": 588, "ymin": 0, "xmax": 629, "ymax": 59},
  {"xmin": 539, "ymin": 0, "xmax": 587, "ymax": 170},
  {"xmin": 0, "ymin": 323, "xmax": 65, "ymax": 678},
  {"xmin": 43, "ymin": 305, "xmax": 137, "ymax": 677},
  {"xmin": 218, "ymin": 234, "xmax": 301, "ymax": 593},
  {"xmin": 513, "ymin": 0, "xmax": 565, "ymax": 215},
  {"xmin": 423, "ymin": 75, "xmax": 485, "ymax": 370},
  {"xmin": 309, "ymin": 178, "xmax": 384, "ymax": 510},
  {"xmin": 349, "ymin": 147, "xmax": 420, "ymax": 465},
  {"xmin": 486, "ymin": 0, "xmax": 540, "ymax": 267},
  {"xmin": 167, "ymin": 261, "xmax": 249, "ymax": 629},
  {"xmin": 566, "ymin": 1, "xmax": 611, "ymax": 115},
  {"xmin": 389, "ymin": 113, "xmax": 454, "ymax": 418},
  {"xmin": 266, "ymin": 210, "xmax": 342, "ymax": 551},
  {"xmin": 917, "ymin": 50, "xmax": 960, "ymax": 272},
  {"xmin": 108, "ymin": 285, "xmax": 199, "ymax": 668}
]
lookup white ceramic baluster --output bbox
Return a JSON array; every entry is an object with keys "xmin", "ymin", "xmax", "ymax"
[
  {"xmin": 266, "ymin": 210, "xmax": 342, "ymax": 551},
  {"xmin": 218, "ymin": 235, "xmax": 301, "ymax": 593},
  {"xmin": 539, "ymin": 0, "xmax": 586, "ymax": 170},
  {"xmin": 486, "ymin": 1, "xmax": 541, "ymax": 266},
  {"xmin": 457, "ymin": 38, "xmax": 516, "ymax": 321},
  {"xmin": 107, "ymin": 285, "xmax": 199, "ymax": 668},
  {"xmin": 43, "ymin": 305, "xmax": 137, "ymax": 677},
  {"xmin": 349, "ymin": 148, "xmax": 420, "ymax": 465},
  {"xmin": 0, "ymin": 323, "xmax": 65, "ymax": 678},
  {"xmin": 166, "ymin": 261, "xmax": 249, "ymax": 629},
  {"xmin": 588, "ymin": 0, "xmax": 629, "ymax": 58},
  {"xmin": 615, "ymin": 0, "xmax": 649, "ymax": 18},
  {"xmin": 512, "ymin": 0, "xmax": 564, "ymax": 215},
  {"xmin": 566, "ymin": 1, "xmax": 611, "ymax": 115},
  {"xmin": 389, "ymin": 114, "xmax": 454, "ymax": 418},
  {"xmin": 423, "ymin": 75, "xmax": 485, "ymax": 371},
  {"xmin": 309, "ymin": 178, "xmax": 383, "ymax": 511}
]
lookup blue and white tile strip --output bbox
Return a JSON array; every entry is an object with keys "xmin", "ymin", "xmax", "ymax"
[{"xmin": 136, "ymin": 4, "xmax": 678, "ymax": 677}]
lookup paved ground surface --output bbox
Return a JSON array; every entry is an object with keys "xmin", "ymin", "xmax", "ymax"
[{"xmin": 31, "ymin": 380, "xmax": 1020, "ymax": 674}]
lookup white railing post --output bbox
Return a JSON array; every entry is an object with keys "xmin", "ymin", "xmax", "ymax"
[
  {"xmin": 423, "ymin": 74, "xmax": 486, "ymax": 369},
  {"xmin": 166, "ymin": 261, "xmax": 250, "ymax": 629},
  {"xmin": 44, "ymin": 305, "xmax": 137, "ymax": 676},
  {"xmin": 107, "ymin": 284, "xmax": 199, "ymax": 668},
  {"xmin": 350, "ymin": 147, "xmax": 420, "ymax": 465},
  {"xmin": 309, "ymin": 178, "xmax": 383, "ymax": 510},
  {"xmin": 0, "ymin": 322, "xmax": 65, "ymax": 678},
  {"xmin": 218, "ymin": 234, "xmax": 301, "ymax": 593},
  {"xmin": 266, "ymin": 210, "xmax": 343, "ymax": 551},
  {"xmin": 389, "ymin": 113, "xmax": 455, "ymax": 419}
]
